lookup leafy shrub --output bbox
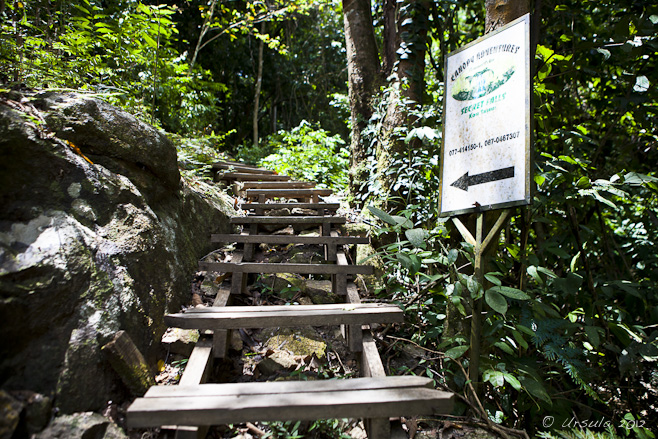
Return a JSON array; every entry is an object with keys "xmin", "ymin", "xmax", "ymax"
[{"xmin": 259, "ymin": 121, "xmax": 349, "ymax": 191}]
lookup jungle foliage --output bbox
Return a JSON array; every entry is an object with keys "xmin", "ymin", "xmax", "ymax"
[
  {"xmin": 360, "ymin": 1, "xmax": 658, "ymax": 437},
  {"xmin": 2, "ymin": 0, "xmax": 657, "ymax": 437}
]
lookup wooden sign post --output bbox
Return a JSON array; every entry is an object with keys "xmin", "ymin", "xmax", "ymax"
[{"xmin": 439, "ymin": 14, "xmax": 532, "ymax": 395}]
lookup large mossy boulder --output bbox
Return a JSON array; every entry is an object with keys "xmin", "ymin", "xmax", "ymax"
[{"xmin": 0, "ymin": 91, "xmax": 233, "ymax": 415}]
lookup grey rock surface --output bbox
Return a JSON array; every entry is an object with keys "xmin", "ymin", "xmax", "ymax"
[
  {"xmin": 35, "ymin": 412, "xmax": 127, "ymax": 439},
  {"xmin": 0, "ymin": 92, "xmax": 233, "ymax": 414}
]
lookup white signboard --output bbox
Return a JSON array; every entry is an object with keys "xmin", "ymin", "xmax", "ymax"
[{"xmin": 439, "ymin": 14, "xmax": 531, "ymax": 217}]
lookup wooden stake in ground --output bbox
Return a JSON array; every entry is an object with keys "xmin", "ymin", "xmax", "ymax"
[{"xmin": 102, "ymin": 330, "xmax": 154, "ymax": 396}]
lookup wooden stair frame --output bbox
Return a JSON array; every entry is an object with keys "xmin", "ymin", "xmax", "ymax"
[{"xmin": 127, "ymin": 162, "xmax": 453, "ymax": 439}]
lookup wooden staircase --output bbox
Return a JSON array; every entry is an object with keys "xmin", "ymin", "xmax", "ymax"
[{"xmin": 126, "ymin": 161, "xmax": 453, "ymax": 438}]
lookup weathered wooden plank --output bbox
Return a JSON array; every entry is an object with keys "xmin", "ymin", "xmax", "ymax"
[
  {"xmin": 145, "ymin": 376, "xmax": 434, "ymax": 398},
  {"xmin": 184, "ymin": 303, "xmax": 399, "ymax": 314},
  {"xmin": 242, "ymin": 203, "xmax": 340, "ymax": 211},
  {"xmin": 360, "ymin": 331, "xmax": 387, "ymax": 378},
  {"xmin": 164, "ymin": 304, "xmax": 404, "ymax": 330},
  {"xmin": 217, "ymin": 172, "xmax": 291, "ymax": 181},
  {"xmin": 212, "ymin": 163, "xmax": 276, "ymax": 174},
  {"xmin": 178, "ymin": 339, "xmax": 214, "ymax": 387},
  {"xmin": 214, "ymin": 160, "xmax": 263, "ymax": 169},
  {"xmin": 239, "ymin": 181, "xmax": 316, "ymax": 189},
  {"xmin": 230, "ymin": 216, "xmax": 346, "ymax": 225},
  {"xmin": 212, "ymin": 285, "xmax": 232, "ymax": 359},
  {"xmin": 245, "ymin": 188, "xmax": 333, "ymax": 197},
  {"xmin": 344, "ymin": 282, "xmax": 363, "ymax": 352},
  {"xmin": 127, "ymin": 387, "xmax": 454, "ymax": 428},
  {"xmin": 211, "ymin": 234, "xmax": 369, "ymax": 245},
  {"xmin": 199, "ymin": 262, "xmax": 373, "ymax": 276}
]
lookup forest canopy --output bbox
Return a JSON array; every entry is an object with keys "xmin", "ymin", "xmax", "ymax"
[{"xmin": 1, "ymin": 0, "xmax": 657, "ymax": 436}]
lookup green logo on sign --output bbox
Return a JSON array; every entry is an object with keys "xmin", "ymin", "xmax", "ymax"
[{"xmin": 452, "ymin": 64, "xmax": 515, "ymax": 101}]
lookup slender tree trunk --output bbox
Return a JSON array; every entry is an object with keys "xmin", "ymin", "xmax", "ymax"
[
  {"xmin": 253, "ymin": 23, "xmax": 265, "ymax": 149},
  {"xmin": 190, "ymin": 0, "xmax": 218, "ymax": 71},
  {"xmin": 377, "ymin": 0, "xmax": 430, "ymax": 211},
  {"xmin": 342, "ymin": 0, "xmax": 383, "ymax": 204}
]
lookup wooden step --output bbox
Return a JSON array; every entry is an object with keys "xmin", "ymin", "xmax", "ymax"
[
  {"xmin": 245, "ymin": 188, "xmax": 333, "ymax": 198},
  {"xmin": 127, "ymin": 376, "xmax": 454, "ymax": 428},
  {"xmin": 215, "ymin": 160, "xmax": 263, "ymax": 169},
  {"xmin": 211, "ymin": 234, "xmax": 369, "ymax": 245},
  {"xmin": 165, "ymin": 303, "xmax": 404, "ymax": 330},
  {"xmin": 212, "ymin": 163, "xmax": 276, "ymax": 174},
  {"xmin": 242, "ymin": 203, "xmax": 340, "ymax": 211},
  {"xmin": 218, "ymin": 172, "xmax": 291, "ymax": 181},
  {"xmin": 230, "ymin": 216, "xmax": 346, "ymax": 225},
  {"xmin": 239, "ymin": 181, "xmax": 316, "ymax": 189},
  {"xmin": 199, "ymin": 262, "xmax": 373, "ymax": 275}
]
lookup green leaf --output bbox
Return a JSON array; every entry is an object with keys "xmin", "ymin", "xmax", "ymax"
[
  {"xmin": 570, "ymin": 251, "xmax": 581, "ymax": 273},
  {"xmin": 503, "ymin": 373, "xmax": 522, "ymax": 390},
  {"xmin": 512, "ymin": 330, "xmax": 529, "ymax": 350},
  {"xmin": 405, "ymin": 228, "xmax": 426, "ymax": 248},
  {"xmin": 537, "ymin": 267, "xmax": 557, "ymax": 279},
  {"xmin": 494, "ymin": 341, "xmax": 516, "ymax": 355},
  {"xmin": 397, "ymin": 253, "xmax": 412, "ymax": 271},
  {"xmin": 367, "ymin": 205, "xmax": 397, "ymax": 226},
  {"xmin": 489, "ymin": 286, "xmax": 530, "ymax": 300},
  {"xmin": 143, "ymin": 33, "xmax": 158, "ymax": 48},
  {"xmin": 392, "ymin": 215, "xmax": 413, "ymax": 229},
  {"xmin": 445, "ymin": 345, "xmax": 469, "ymax": 360},
  {"xmin": 483, "ymin": 370, "xmax": 505, "ymax": 387},
  {"xmin": 527, "ymin": 266, "xmax": 543, "ymax": 285},
  {"xmin": 584, "ymin": 326, "xmax": 601, "ymax": 348},
  {"xmin": 485, "ymin": 290, "xmax": 508, "ymax": 315},
  {"xmin": 519, "ymin": 376, "xmax": 552, "ymax": 404},
  {"xmin": 485, "ymin": 273, "xmax": 502, "ymax": 286}
]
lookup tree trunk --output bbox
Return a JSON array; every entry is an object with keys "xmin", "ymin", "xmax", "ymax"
[
  {"xmin": 342, "ymin": 0, "xmax": 383, "ymax": 204},
  {"xmin": 253, "ymin": 23, "xmax": 265, "ymax": 150},
  {"xmin": 485, "ymin": 0, "xmax": 530, "ymax": 33},
  {"xmin": 381, "ymin": 0, "xmax": 397, "ymax": 77},
  {"xmin": 377, "ymin": 0, "xmax": 430, "ymax": 211}
]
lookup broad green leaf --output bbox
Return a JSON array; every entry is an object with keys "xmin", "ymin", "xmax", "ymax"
[
  {"xmin": 489, "ymin": 286, "xmax": 530, "ymax": 300},
  {"xmin": 584, "ymin": 326, "xmax": 602, "ymax": 348},
  {"xmin": 397, "ymin": 253, "xmax": 412, "ymax": 271},
  {"xmin": 392, "ymin": 215, "xmax": 413, "ymax": 229},
  {"xmin": 503, "ymin": 373, "xmax": 522, "ymax": 390},
  {"xmin": 512, "ymin": 330, "xmax": 529, "ymax": 350},
  {"xmin": 408, "ymin": 254, "xmax": 421, "ymax": 275},
  {"xmin": 527, "ymin": 266, "xmax": 543, "ymax": 285},
  {"xmin": 494, "ymin": 341, "xmax": 515, "ymax": 355},
  {"xmin": 447, "ymin": 249, "xmax": 459, "ymax": 265},
  {"xmin": 143, "ymin": 33, "xmax": 158, "ymax": 48},
  {"xmin": 367, "ymin": 205, "xmax": 397, "ymax": 226},
  {"xmin": 485, "ymin": 273, "xmax": 502, "ymax": 286},
  {"xmin": 537, "ymin": 267, "xmax": 557, "ymax": 279},
  {"xmin": 405, "ymin": 228, "xmax": 426, "ymax": 248},
  {"xmin": 445, "ymin": 345, "xmax": 469, "ymax": 360},
  {"xmin": 483, "ymin": 370, "xmax": 505, "ymax": 387},
  {"xmin": 519, "ymin": 376, "xmax": 552, "ymax": 404},
  {"xmin": 485, "ymin": 290, "xmax": 508, "ymax": 315}
]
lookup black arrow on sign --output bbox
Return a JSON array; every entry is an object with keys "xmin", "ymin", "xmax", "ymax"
[{"xmin": 450, "ymin": 166, "xmax": 515, "ymax": 191}]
